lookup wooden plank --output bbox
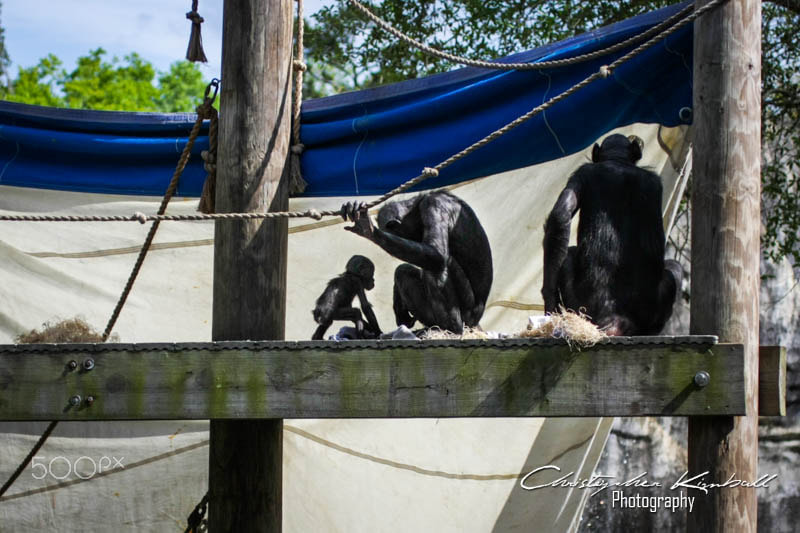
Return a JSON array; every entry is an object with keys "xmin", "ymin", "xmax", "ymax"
[
  {"xmin": 689, "ymin": 1, "xmax": 761, "ymax": 531},
  {"xmin": 209, "ymin": 0, "xmax": 291, "ymax": 530},
  {"xmin": 0, "ymin": 338, "xmax": 743, "ymax": 420},
  {"xmin": 759, "ymin": 346, "xmax": 786, "ymax": 417}
]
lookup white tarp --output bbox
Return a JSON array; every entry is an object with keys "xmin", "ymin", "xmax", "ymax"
[{"xmin": 0, "ymin": 124, "xmax": 689, "ymax": 532}]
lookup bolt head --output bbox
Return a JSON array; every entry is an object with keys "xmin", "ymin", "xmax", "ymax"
[
  {"xmin": 694, "ymin": 371, "xmax": 710, "ymax": 388},
  {"xmin": 83, "ymin": 358, "xmax": 95, "ymax": 371},
  {"xmin": 67, "ymin": 360, "xmax": 78, "ymax": 371},
  {"xmin": 69, "ymin": 395, "xmax": 82, "ymax": 406}
]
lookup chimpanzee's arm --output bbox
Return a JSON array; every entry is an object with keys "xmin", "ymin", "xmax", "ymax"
[
  {"xmin": 356, "ymin": 287, "xmax": 382, "ymax": 334},
  {"xmin": 371, "ymin": 195, "xmax": 450, "ymax": 272},
  {"xmin": 542, "ymin": 170, "xmax": 583, "ymax": 313},
  {"xmin": 341, "ymin": 201, "xmax": 447, "ymax": 271},
  {"xmin": 372, "ymin": 229, "xmax": 446, "ymax": 272}
]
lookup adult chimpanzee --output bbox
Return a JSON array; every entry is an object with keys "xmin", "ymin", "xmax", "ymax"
[
  {"xmin": 542, "ymin": 134, "xmax": 681, "ymax": 336},
  {"xmin": 312, "ymin": 255, "xmax": 382, "ymax": 340},
  {"xmin": 342, "ymin": 191, "xmax": 493, "ymax": 334}
]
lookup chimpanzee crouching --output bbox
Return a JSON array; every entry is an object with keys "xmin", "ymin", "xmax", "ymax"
[
  {"xmin": 312, "ymin": 255, "xmax": 381, "ymax": 340},
  {"xmin": 542, "ymin": 134, "xmax": 681, "ymax": 336},
  {"xmin": 342, "ymin": 191, "xmax": 493, "ymax": 334}
]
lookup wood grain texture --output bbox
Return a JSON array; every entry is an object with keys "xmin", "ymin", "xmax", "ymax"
[
  {"xmin": 689, "ymin": 1, "xmax": 762, "ymax": 531},
  {"xmin": 759, "ymin": 346, "xmax": 786, "ymax": 417},
  {"xmin": 209, "ymin": 0, "xmax": 292, "ymax": 530},
  {"xmin": 0, "ymin": 340, "xmax": 745, "ymax": 420}
]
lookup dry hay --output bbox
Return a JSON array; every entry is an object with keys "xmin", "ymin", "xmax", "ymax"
[
  {"xmin": 519, "ymin": 307, "xmax": 607, "ymax": 349},
  {"xmin": 418, "ymin": 325, "xmax": 490, "ymax": 340},
  {"xmin": 15, "ymin": 317, "xmax": 116, "ymax": 344}
]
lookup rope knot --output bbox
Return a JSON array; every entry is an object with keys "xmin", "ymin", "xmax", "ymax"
[
  {"xmin": 201, "ymin": 150, "xmax": 216, "ymax": 164},
  {"xmin": 421, "ymin": 167, "xmax": 439, "ymax": 178},
  {"xmin": 305, "ymin": 209, "xmax": 323, "ymax": 221},
  {"xmin": 598, "ymin": 65, "xmax": 611, "ymax": 78},
  {"xmin": 132, "ymin": 212, "xmax": 148, "ymax": 224},
  {"xmin": 186, "ymin": 11, "xmax": 204, "ymax": 24},
  {"xmin": 291, "ymin": 144, "xmax": 305, "ymax": 155},
  {"xmin": 293, "ymin": 60, "xmax": 307, "ymax": 72}
]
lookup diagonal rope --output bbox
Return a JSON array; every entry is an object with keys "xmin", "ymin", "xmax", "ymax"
[
  {"xmin": 0, "ymin": 421, "xmax": 58, "ymax": 500},
  {"xmin": 101, "ymin": 86, "xmax": 218, "ymax": 342}
]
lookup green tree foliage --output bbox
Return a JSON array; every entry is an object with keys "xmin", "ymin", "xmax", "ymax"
[
  {"xmin": 155, "ymin": 60, "xmax": 208, "ymax": 112},
  {"xmin": 4, "ymin": 48, "xmax": 207, "ymax": 112},
  {"xmin": 304, "ymin": 0, "xmax": 800, "ymax": 267},
  {"xmin": 4, "ymin": 54, "xmax": 64, "ymax": 107},
  {"xmin": 762, "ymin": 2, "xmax": 800, "ymax": 266}
]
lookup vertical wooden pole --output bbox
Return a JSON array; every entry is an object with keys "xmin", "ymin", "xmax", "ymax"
[
  {"xmin": 689, "ymin": 0, "xmax": 761, "ymax": 531},
  {"xmin": 208, "ymin": 0, "xmax": 292, "ymax": 531}
]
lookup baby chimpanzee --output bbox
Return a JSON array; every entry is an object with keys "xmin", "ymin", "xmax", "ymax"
[{"xmin": 311, "ymin": 255, "xmax": 381, "ymax": 340}]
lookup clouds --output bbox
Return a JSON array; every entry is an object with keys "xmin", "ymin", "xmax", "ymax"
[
  {"xmin": 4, "ymin": 0, "xmax": 331, "ymax": 84},
  {"xmin": 3, "ymin": 1, "xmax": 210, "ymax": 79}
]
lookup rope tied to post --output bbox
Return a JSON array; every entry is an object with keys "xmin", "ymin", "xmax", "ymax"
[
  {"xmin": 185, "ymin": 0, "xmax": 208, "ymax": 63},
  {"xmin": 290, "ymin": 0, "xmax": 309, "ymax": 195},
  {"xmin": 197, "ymin": 79, "xmax": 220, "ymax": 214}
]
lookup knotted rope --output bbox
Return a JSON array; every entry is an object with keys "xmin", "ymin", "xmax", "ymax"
[
  {"xmin": 185, "ymin": 0, "xmax": 208, "ymax": 63},
  {"xmin": 290, "ymin": 0, "xmax": 309, "ymax": 195}
]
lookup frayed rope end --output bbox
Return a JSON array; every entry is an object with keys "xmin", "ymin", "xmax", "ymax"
[{"xmin": 186, "ymin": 10, "xmax": 208, "ymax": 63}]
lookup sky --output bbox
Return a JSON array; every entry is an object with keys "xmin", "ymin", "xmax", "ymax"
[{"xmin": 3, "ymin": 0, "xmax": 330, "ymax": 80}]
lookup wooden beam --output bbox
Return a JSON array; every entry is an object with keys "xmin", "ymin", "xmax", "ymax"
[
  {"xmin": 0, "ymin": 337, "xmax": 747, "ymax": 420},
  {"xmin": 759, "ymin": 346, "xmax": 786, "ymax": 417},
  {"xmin": 209, "ymin": 0, "xmax": 291, "ymax": 530},
  {"xmin": 689, "ymin": 0, "xmax": 762, "ymax": 531}
]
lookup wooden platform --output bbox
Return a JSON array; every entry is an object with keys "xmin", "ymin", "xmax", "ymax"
[{"xmin": 0, "ymin": 335, "xmax": 777, "ymax": 421}]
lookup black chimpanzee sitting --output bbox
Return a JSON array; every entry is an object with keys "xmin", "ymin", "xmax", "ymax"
[
  {"xmin": 312, "ymin": 255, "xmax": 382, "ymax": 340},
  {"xmin": 542, "ymin": 134, "xmax": 681, "ymax": 336},
  {"xmin": 342, "ymin": 191, "xmax": 493, "ymax": 334}
]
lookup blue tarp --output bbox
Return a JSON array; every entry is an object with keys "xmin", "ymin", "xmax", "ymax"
[{"xmin": 0, "ymin": 2, "xmax": 692, "ymax": 198}]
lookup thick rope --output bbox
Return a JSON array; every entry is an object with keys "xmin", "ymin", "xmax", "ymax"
[
  {"xmin": 184, "ymin": 492, "xmax": 210, "ymax": 533},
  {"xmin": 197, "ymin": 103, "xmax": 219, "ymax": 213},
  {"xmin": 347, "ymin": 0, "xmax": 694, "ymax": 71},
  {"xmin": 290, "ymin": 0, "xmax": 309, "ymax": 194},
  {"xmin": 186, "ymin": 0, "xmax": 208, "ymax": 63},
  {"xmin": 0, "ymin": 0, "xmax": 727, "ymax": 226}
]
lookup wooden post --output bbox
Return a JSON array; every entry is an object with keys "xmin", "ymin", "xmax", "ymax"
[
  {"xmin": 689, "ymin": 0, "xmax": 761, "ymax": 531},
  {"xmin": 208, "ymin": 0, "xmax": 292, "ymax": 531}
]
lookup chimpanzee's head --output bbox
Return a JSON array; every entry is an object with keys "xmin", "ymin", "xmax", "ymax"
[
  {"xmin": 592, "ymin": 134, "xmax": 644, "ymax": 164},
  {"xmin": 377, "ymin": 197, "xmax": 422, "ymax": 240},
  {"xmin": 345, "ymin": 255, "xmax": 375, "ymax": 290}
]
